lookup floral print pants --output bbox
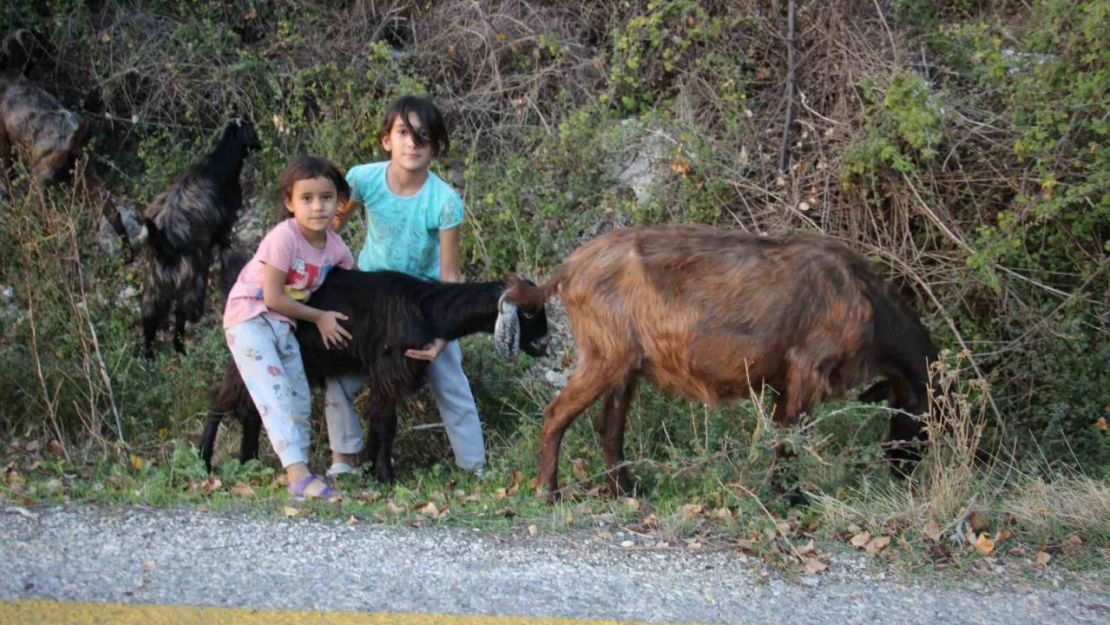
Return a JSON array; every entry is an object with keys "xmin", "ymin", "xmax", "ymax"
[{"xmin": 225, "ymin": 316, "xmax": 313, "ymax": 468}]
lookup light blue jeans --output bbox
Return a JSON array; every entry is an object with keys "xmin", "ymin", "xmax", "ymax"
[{"xmin": 324, "ymin": 340, "xmax": 485, "ymax": 471}]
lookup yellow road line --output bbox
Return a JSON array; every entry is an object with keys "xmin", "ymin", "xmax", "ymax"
[{"xmin": 0, "ymin": 600, "xmax": 728, "ymax": 625}]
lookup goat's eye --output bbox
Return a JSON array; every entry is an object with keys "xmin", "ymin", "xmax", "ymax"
[{"xmin": 522, "ymin": 311, "xmax": 535, "ymax": 320}]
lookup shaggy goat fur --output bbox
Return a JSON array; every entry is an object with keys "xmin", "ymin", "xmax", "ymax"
[
  {"xmin": 0, "ymin": 29, "xmax": 135, "ymax": 260},
  {"xmin": 139, "ymin": 119, "xmax": 260, "ymax": 358},
  {"xmin": 505, "ymin": 225, "xmax": 939, "ymax": 500},
  {"xmin": 201, "ymin": 262, "xmax": 549, "ymax": 482}
]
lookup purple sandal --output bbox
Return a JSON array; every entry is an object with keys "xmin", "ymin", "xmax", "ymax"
[{"xmin": 288, "ymin": 474, "xmax": 339, "ymax": 501}]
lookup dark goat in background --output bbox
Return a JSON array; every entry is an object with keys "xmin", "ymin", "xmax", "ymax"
[
  {"xmin": 201, "ymin": 260, "xmax": 549, "ymax": 483},
  {"xmin": 139, "ymin": 119, "xmax": 260, "ymax": 358},
  {"xmin": 0, "ymin": 29, "xmax": 135, "ymax": 260},
  {"xmin": 506, "ymin": 225, "xmax": 939, "ymax": 501}
]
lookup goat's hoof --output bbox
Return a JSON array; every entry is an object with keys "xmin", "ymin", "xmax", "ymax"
[{"xmin": 373, "ymin": 466, "xmax": 396, "ymax": 484}]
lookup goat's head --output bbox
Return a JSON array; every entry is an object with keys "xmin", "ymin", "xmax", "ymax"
[
  {"xmin": 494, "ymin": 276, "xmax": 549, "ymax": 362},
  {"xmin": 1, "ymin": 29, "xmax": 37, "ymax": 77},
  {"xmin": 225, "ymin": 118, "xmax": 262, "ymax": 152}
]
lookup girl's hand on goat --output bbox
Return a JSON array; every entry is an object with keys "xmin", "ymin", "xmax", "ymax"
[
  {"xmin": 316, "ymin": 311, "xmax": 352, "ymax": 349},
  {"xmin": 405, "ymin": 338, "xmax": 447, "ymax": 361}
]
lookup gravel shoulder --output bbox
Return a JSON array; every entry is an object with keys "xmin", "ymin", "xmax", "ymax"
[{"xmin": 1, "ymin": 505, "xmax": 1108, "ymax": 625}]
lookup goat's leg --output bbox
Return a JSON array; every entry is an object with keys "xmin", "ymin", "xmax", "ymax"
[
  {"xmin": 140, "ymin": 290, "xmax": 170, "ymax": 360},
  {"xmin": 539, "ymin": 366, "xmax": 610, "ymax": 503},
  {"xmin": 173, "ymin": 309, "xmax": 188, "ymax": 355},
  {"xmin": 0, "ymin": 130, "xmax": 11, "ymax": 201},
  {"xmin": 239, "ymin": 409, "xmax": 262, "ymax": 465},
  {"xmin": 595, "ymin": 375, "xmax": 639, "ymax": 496},
  {"xmin": 366, "ymin": 400, "xmax": 398, "ymax": 484}
]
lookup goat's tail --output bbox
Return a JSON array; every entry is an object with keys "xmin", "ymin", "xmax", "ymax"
[{"xmin": 504, "ymin": 269, "xmax": 565, "ymax": 308}]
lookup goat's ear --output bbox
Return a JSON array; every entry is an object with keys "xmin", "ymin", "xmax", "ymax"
[{"xmin": 494, "ymin": 295, "xmax": 520, "ymax": 362}]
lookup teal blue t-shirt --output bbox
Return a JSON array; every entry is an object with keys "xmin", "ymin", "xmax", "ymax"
[{"xmin": 345, "ymin": 162, "xmax": 464, "ymax": 281}]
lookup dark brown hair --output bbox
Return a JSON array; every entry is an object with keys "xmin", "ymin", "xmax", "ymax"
[
  {"xmin": 275, "ymin": 155, "xmax": 350, "ymax": 221},
  {"xmin": 377, "ymin": 95, "xmax": 450, "ymax": 156}
]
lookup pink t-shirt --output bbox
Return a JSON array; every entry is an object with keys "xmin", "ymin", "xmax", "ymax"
[{"xmin": 223, "ymin": 218, "xmax": 355, "ymax": 329}]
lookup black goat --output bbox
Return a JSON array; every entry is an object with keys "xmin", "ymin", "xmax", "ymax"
[
  {"xmin": 200, "ymin": 262, "xmax": 549, "ymax": 483},
  {"xmin": 139, "ymin": 119, "xmax": 260, "ymax": 358}
]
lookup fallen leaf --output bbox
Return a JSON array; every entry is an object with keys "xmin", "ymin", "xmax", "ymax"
[
  {"xmin": 797, "ymin": 539, "xmax": 816, "ymax": 557},
  {"xmin": 430, "ymin": 491, "xmax": 446, "ymax": 503},
  {"xmin": 625, "ymin": 498, "xmax": 640, "ymax": 511},
  {"xmin": 1096, "ymin": 417, "xmax": 1107, "ymax": 431},
  {"xmin": 230, "ymin": 482, "xmax": 255, "ymax": 498},
  {"xmin": 528, "ymin": 525, "xmax": 538, "ymax": 537},
  {"xmin": 994, "ymin": 528, "xmax": 1013, "ymax": 544},
  {"xmin": 712, "ymin": 508, "xmax": 733, "ymax": 522},
  {"xmin": 923, "ymin": 521, "xmax": 943, "ymax": 542},
  {"xmin": 358, "ymin": 490, "xmax": 381, "ymax": 503},
  {"xmin": 850, "ymin": 531, "xmax": 872, "ymax": 549},
  {"xmin": 385, "ymin": 501, "xmax": 403, "ymax": 516},
  {"xmin": 973, "ymin": 533, "xmax": 995, "ymax": 554},
  {"xmin": 328, "ymin": 495, "xmax": 343, "ymax": 505},
  {"xmin": 866, "ymin": 536, "xmax": 892, "ymax": 556},
  {"xmin": 968, "ymin": 511, "xmax": 990, "ymax": 533},
  {"xmin": 143, "ymin": 561, "xmax": 155, "ymax": 571},
  {"xmin": 493, "ymin": 488, "xmax": 507, "ymax": 500},
  {"xmin": 421, "ymin": 502, "xmax": 439, "ymax": 519},
  {"xmin": 1064, "ymin": 534, "xmax": 1083, "ymax": 546},
  {"xmin": 570, "ymin": 459, "xmax": 589, "ymax": 481},
  {"xmin": 797, "ymin": 201, "xmax": 811, "ymax": 212},
  {"xmin": 775, "ymin": 521, "xmax": 791, "ymax": 535},
  {"xmin": 346, "ymin": 515, "xmax": 357, "ymax": 526},
  {"xmin": 129, "ymin": 454, "xmax": 144, "ymax": 471},
  {"xmin": 669, "ymin": 157, "xmax": 691, "ymax": 177},
  {"xmin": 846, "ymin": 523, "xmax": 861, "ymax": 534},
  {"xmin": 507, "ymin": 485, "xmax": 519, "ymax": 496},
  {"xmin": 643, "ymin": 514, "xmax": 658, "ymax": 529},
  {"xmin": 680, "ymin": 504, "xmax": 704, "ymax": 520},
  {"xmin": 804, "ymin": 557, "xmax": 828, "ymax": 575},
  {"xmin": 597, "ymin": 531, "xmax": 613, "ymax": 541},
  {"xmin": 565, "ymin": 513, "xmax": 574, "ymax": 525},
  {"xmin": 1036, "ymin": 551, "xmax": 1051, "ymax": 566},
  {"xmin": 282, "ymin": 506, "xmax": 300, "ymax": 518}
]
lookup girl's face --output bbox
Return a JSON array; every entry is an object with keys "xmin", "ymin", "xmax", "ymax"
[
  {"xmin": 285, "ymin": 176, "xmax": 339, "ymax": 238},
  {"xmin": 381, "ymin": 112, "xmax": 432, "ymax": 173}
]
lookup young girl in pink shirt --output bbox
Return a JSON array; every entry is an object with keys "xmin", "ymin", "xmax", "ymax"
[{"xmin": 223, "ymin": 155, "xmax": 355, "ymax": 500}]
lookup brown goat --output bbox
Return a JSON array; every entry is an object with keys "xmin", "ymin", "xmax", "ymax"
[
  {"xmin": 0, "ymin": 29, "xmax": 133, "ymax": 260},
  {"xmin": 507, "ymin": 225, "xmax": 938, "ymax": 501}
]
